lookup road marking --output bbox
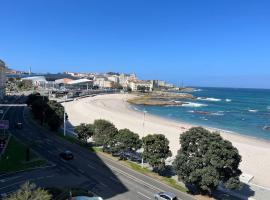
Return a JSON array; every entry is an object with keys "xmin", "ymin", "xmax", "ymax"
[
  {"xmin": 46, "ymin": 175, "xmax": 55, "ymax": 178},
  {"xmin": 78, "ymin": 169, "xmax": 85, "ymax": 174},
  {"xmin": 99, "ymin": 182, "xmax": 108, "ymax": 187},
  {"xmin": 88, "ymin": 164, "xmax": 96, "ymax": 169},
  {"xmin": 137, "ymin": 191, "xmax": 151, "ymax": 199},
  {"xmin": 0, "ymin": 180, "xmax": 26, "ymax": 190},
  {"xmin": 109, "ymin": 176, "xmax": 120, "ymax": 183},
  {"xmin": 108, "ymin": 165, "xmax": 160, "ymax": 192},
  {"xmin": 0, "ymin": 176, "xmax": 21, "ymax": 183}
]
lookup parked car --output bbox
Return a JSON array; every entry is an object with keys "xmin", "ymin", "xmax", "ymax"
[
  {"xmin": 59, "ymin": 150, "xmax": 74, "ymax": 160},
  {"xmin": 154, "ymin": 192, "xmax": 178, "ymax": 200}
]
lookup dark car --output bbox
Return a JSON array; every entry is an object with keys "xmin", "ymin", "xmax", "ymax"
[{"xmin": 59, "ymin": 150, "xmax": 74, "ymax": 160}]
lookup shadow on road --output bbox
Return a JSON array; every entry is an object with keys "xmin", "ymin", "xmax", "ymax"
[{"xmin": 2, "ymin": 95, "xmax": 129, "ymax": 199}]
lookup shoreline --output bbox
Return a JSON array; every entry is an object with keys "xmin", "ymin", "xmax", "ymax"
[
  {"xmin": 130, "ymin": 103, "xmax": 270, "ymax": 145},
  {"xmin": 64, "ymin": 93, "xmax": 270, "ymax": 188}
]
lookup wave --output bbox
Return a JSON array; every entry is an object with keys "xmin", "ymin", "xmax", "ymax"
[
  {"xmin": 197, "ymin": 97, "xmax": 221, "ymax": 102},
  {"xmin": 193, "ymin": 89, "xmax": 202, "ymax": 92},
  {"xmin": 225, "ymin": 99, "xmax": 232, "ymax": 102},
  {"xmin": 248, "ymin": 109, "xmax": 258, "ymax": 113},
  {"xmin": 267, "ymin": 106, "xmax": 270, "ymax": 110},
  {"xmin": 211, "ymin": 112, "xmax": 224, "ymax": 116},
  {"xmin": 182, "ymin": 102, "xmax": 207, "ymax": 107}
]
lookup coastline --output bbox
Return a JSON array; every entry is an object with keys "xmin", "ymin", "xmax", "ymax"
[{"xmin": 64, "ymin": 93, "xmax": 270, "ymax": 188}]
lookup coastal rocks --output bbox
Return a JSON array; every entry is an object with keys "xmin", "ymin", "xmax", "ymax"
[
  {"xmin": 127, "ymin": 92, "xmax": 194, "ymax": 106},
  {"xmin": 127, "ymin": 97, "xmax": 184, "ymax": 106}
]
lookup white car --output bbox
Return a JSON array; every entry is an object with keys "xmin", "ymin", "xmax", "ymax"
[{"xmin": 154, "ymin": 192, "xmax": 178, "ymax": 200}]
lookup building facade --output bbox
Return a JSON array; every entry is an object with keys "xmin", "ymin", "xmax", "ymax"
[{"xmin": 0, "ymin": 60, "xmax": 6, "ymax": 101}]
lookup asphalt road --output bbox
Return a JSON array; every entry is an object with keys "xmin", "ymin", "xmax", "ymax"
[{"xmin": 0, "ymin": 98, "xmax": 195, "ymax": 200}]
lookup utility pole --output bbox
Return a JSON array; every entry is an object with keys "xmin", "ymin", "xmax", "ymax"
[{"xmin": 63, "ymin": 94, "xmax": 67, "ymax": 137}]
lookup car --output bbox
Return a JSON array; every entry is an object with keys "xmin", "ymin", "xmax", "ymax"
[
  {"xmin": 59, "ymin": 150, "xmax": 74, "ymax": 160},
  {"xmin": 154, "ymin": 192, "xmax": 178, "ymax": 200}
]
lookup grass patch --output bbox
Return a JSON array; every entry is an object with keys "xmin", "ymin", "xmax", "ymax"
[{"xmin": 0, "ymin": 136, "xmax": 46, "ymax": 172}]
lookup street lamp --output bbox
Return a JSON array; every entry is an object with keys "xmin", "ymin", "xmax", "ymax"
[
  {"xmin": 141, "ymin": 109, "xmax": 147, "ymax": 167},
  {"xmin": 63, "ymin": 94, "xmax": 67, "ymax": 137}
]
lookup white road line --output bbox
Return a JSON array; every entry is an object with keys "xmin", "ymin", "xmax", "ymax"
[
  {"xmin": 78, "ymin": 169, "xmax": 85, "ymax": 174},
  {"xmin": 88, "ymin": 164, "xmax": 96, "ymax": 169},
  {"xmin": 46, "ymin": 175, "xmax": 55, "ymax": 178},
  {"xmin": 0, "ymin": 180, "xmax": 26, "ymax": 190},
  {"xmin": 137, "ymin": 191, "xmax": 151, "ymax": 199},
  {"xmin": 99, "ymin": 182, "xmax": 108, "ymax": 187},
  {"xmin": 0, "ymin": 176, "xmax": 22, "ymax": 183},
  {"xmin": 108, "ymin": 165, "xmax": 160, "ymax": 192}
]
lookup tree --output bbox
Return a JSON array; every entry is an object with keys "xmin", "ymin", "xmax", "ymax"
[
  {"xmin": 5, "ymin": 182, "xmax": 51, "ymax": 200},
  {"xmin": 75, "ymin": 123, "xmax": 94, "ymax": 142},
  {"xmin": 173, "ymin": 127, "xmax": 242, "ymax": 195},
  {"xmin": 93, "ymin": 119, "xmax": 118, "ymax": 151},
  {"xmin": 112, "ymin": 129, "xmax": 142, "ymax": 153},
  {"xmin": 17, "ymin": 80, "xmax": 33, "ymax": 91},
  {"xmin": 142, "ymin": 134, "xmax": 172, "ymax": 174}
]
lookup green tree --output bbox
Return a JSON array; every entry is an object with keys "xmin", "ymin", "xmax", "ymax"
[
  {"xmin": 93, "ymin": 119, "xmax": 118, "ymax": 151},
  {"xmin": 142, "ymin": 134, "xmax": 172, "ymax": 174},
  {"xmin": 112, "ymin": 128, "xmax": 142, "ymax": 153},
  {"xmin": 17, "ymin": 80, "xmax": 33, "ymax": 91},
  {"xmin": 5, "ymin": 182, "xmax": 51, "ymax": 200},
  {"xmin": 173, "ymin": 127, "xmax": 242, "ymax": 195},
  {"xmin": 75, "ymin": 123, "xmax": 94, "ymax": 142}
]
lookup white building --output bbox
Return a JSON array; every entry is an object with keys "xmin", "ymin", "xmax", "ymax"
[
  {"xmin": 0, "ymin": 60, "xmax": 6, "ymax": 100},
  {"xmin": 94, "ymin": 76, "xmax": 113, "ymax": 88},
  {"xmin": 107, "ymin": 75, "xmax": 119, "ymax": 83},
  {"xmin": 119, "ymin": 73, "xmax": 137, "ymax": 87},
  {"xmin": 128, "ymin": 80, "xmax": 153, "ymax": 91}
]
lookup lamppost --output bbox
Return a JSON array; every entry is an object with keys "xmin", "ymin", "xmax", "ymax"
[
  {"xmin": 63, "ymin": 94, "xmax": 67, "ymax": 137},
  {"xmin": 141, "ymin": 109, "xmax": 147, "ymax": 167}
]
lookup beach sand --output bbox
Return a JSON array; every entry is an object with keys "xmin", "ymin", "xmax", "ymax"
[{"xmin": 64, "ymin": 93, "xmax": 270, "ymax": 188}]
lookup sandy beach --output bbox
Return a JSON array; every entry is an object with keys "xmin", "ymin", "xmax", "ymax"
[{"xmin": 64, "ymin": 93, "xmax": 270, "ymax": 188}]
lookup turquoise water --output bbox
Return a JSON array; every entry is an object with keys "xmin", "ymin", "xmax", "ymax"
[{"xmin": 134, "ymin": 87, "xmax": 270, "ymax": 140}]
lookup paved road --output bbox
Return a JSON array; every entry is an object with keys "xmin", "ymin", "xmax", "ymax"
[{"xmin": 0, "ymin": 99, "xmax": 195, "ymax": 200}]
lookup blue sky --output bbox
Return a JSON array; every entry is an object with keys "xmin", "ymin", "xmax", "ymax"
[{"xmin": 1, "ymin": 0, "xmax": 270, "ymax": 88}]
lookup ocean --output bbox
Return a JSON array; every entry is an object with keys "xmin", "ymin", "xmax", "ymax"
[{"xmin": 133, "ymin": 87, "xmax": 270, "ymax": 140}]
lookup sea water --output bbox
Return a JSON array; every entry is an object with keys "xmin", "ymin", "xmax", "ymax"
[{"xmin": 133, "ymin": 87, "xmax": 270, "ymax": 140}]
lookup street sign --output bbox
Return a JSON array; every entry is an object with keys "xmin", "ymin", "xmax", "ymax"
[{"xmin": 0, "ymin": 120, "xmax": 9, "ymax": 129}]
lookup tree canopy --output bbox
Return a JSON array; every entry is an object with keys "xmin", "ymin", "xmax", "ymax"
[
  {"xmin": 93, "ymin": 119, "xmax": 118, "ymax": 150},
  {"xmin": 112, "ymin": 128, "xmax": 142, "ymax": 152},
  {"xmin": 173, "ymin": 127, "xmax": 242, "ymax": 195},
  {"xmin": 142, "ymin": 134, "xmax": 172, "ymax": 174},
  {"xmin": 75, "ymin": 123, "xmax": 94, "ymax": 142},
  {"xmin": 27, "ymin": 94, "xmax": 65, "ymax": 131},
  {"xmin": 5, "ymin": 182, "xmax": 51, "ymax": 200}
]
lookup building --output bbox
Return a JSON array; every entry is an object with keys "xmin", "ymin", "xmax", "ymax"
[
  {"xmin": 119, "ymin": 73, "xmax": 137, "ymax": 88},
  {"xmin": 0, "ymin": 60, "xmax": 6, "ymax": 100},
  {"xmin": 107, "ymin": 75, "xmax": 119, "ymax": 83},
  {"xmin": 128, "ymin": 80, "xmax": 153, "ymax": 91},
  {"xmin": 66, "ymin": 78, "xmax": 93, "ymax": 90},
  {"xmin": 21, "ymin": 76, "xmax": 47, "ymax": 87}
]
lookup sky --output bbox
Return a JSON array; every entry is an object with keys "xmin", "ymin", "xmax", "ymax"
[{"xmin": 1, "ymin": 0, "xmax": 270, "ymax": 88}]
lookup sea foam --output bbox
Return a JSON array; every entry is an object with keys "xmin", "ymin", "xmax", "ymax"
[
  {"xmin": 197, "ymin": 97, "xmax": 221, "ymax": 102},
  {"xmin": 182, "ymin": 102, "xmax": 207, "ymax": 107}
]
